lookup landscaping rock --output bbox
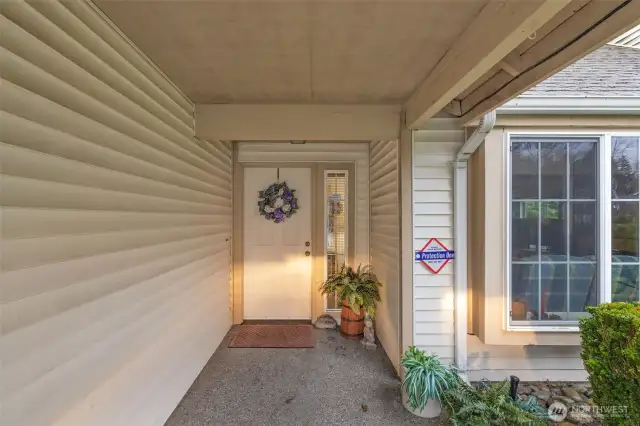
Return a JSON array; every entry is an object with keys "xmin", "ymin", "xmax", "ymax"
[
  {"xmin": 532, "ymin": 391, "xmax": 551, "ymax": 401},
  {"xmin": 551, "ymin": 387, "xmax": 563, "ymax": 396},
  {"xmin": 536, "ymin": 398, "xmax": 548, "ymax": 408},
  {"xmin": 563, "ymin": 387, "xmax": 585, "ymax": 402},
  {"xmin": 314, "ymin": 314, "xmax": 337, "ymax": 329},
  {"xmin": 529, "ymin": 385, "xmax": 540, "ymax": 393},
  {"xmin": 518, "ymin": 386, "xmax": 531, "ymax": 395},
  {"xmin": 550, "ymin": 395, "xmax": 575, "ymax": 406},
  {"xmin": 567, "ymin": 410, "xmax": 594, "ymax": 424}
]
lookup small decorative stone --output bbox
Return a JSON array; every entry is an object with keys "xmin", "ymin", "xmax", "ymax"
[
  {"xmin": 562, "ymin": 387, "xmax": 584, "ymax": 402},
  {"xmin": 551, "ymin": 387, "xmax": 563, "ymax": 396},
  {"xmin": 518, "ymin": 386, "xmax": 531, "ymax": 395},
  {"xmin": 314, "ymin": 314, "xmax": 337, "ymax": 329},
  {"xmin": 539, "ymin": 386, "xmax": 550, "ymax": 392},
  {"xmin": 529, "ymin": 385, "xmax": 540, "ymax": 393},
  {"xmin": 361, "ymin": 314, "xmax": 377, "ymax": 350},
  {"xmin": 532, "ymin": 391, "xmax": 551, "ymax": 401},
  {"xmin": 567, "ymin": 410, "xmax": 593, "ymax": 424},
  {"xmin": 575, "ymin": 386, "xmax": 588, "ymax": 394},
  {"xmin": 536, "ymin": 398, "xmax": 548, "ymax": 408},
  {"xmin": 550, "ymin": 395, "xmax": 575, "ymax": 406}
]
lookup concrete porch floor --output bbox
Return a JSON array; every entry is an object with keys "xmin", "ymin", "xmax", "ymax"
[{"xmin": 165, "ymin": 326, "xmax": 442, "ymax": 426}]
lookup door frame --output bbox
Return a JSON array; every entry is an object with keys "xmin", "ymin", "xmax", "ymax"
[{"xmin": 232, "ymin": 156, "xmax": 355, "ymax": 324}]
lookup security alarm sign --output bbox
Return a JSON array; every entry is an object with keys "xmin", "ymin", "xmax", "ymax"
[{"xmin": 415, "ymin": 238, "xmax": 455, "ymax": 274}]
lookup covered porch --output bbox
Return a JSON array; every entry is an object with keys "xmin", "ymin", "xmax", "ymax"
[{"xmin": 1, "ymin": 1, "xmax": 639, "ymax": 425}]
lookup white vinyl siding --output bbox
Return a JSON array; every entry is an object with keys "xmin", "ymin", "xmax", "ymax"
[
  {"xmin": 1, "ymin": 3, "xmax": 232, "ymax": 426},
  {"xmin": 370, "ymin": 139, "xmax": 400, "ymax": 369},
  {"xmin": 467, "ymin": 336, "xmax": 587, "ymax": 382},
  {"xmin": 237, "ymin": 142, "xmax": 370, "ymax": 266},
  {"xmin": 412, "ymin": 121, "xmax": 464, "ymax": 364}
]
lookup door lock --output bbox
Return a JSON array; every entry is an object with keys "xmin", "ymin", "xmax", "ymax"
[
  {"xmin": 305, "ymin": 241, "xmax": 311, "ymax": 247},
  {"xmin": 305, "ymin": 251, "xmax": 311, "ymax": 256}
]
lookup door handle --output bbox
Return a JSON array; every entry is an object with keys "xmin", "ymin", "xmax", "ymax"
[
  {"xmin": 305, "ymin": 241, "xmax": 311, "ymax": 247},
  {"xmin": 305, "ymin": 251, "xmax": 311, "ymax": 256}
]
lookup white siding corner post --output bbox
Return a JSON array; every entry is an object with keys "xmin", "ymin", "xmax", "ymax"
[{"xmin": 453, "ymin": 111, "xmax": 496, "ymax": 371}]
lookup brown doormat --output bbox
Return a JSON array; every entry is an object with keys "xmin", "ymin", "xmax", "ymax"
[{"xmin": 228, "ymin": 324, "xmax": 316, "ymax": 348}]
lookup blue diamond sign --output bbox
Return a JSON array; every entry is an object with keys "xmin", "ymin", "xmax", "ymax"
[{"xmin": 415, "ymin": 238, "xmax": 455, "ymax": 274}]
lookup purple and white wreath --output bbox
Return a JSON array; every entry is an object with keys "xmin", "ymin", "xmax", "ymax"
[{"xmin": 257, "ymin": 181, "xmax": 299, "ymax": 223}]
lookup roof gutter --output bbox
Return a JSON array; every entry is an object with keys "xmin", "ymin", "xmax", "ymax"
[
  {"xmin": 453, "ymin": 111, "xmax": 496, "ymax": 372},
  {"xmin": 498, "ymin": 97, "xmax": 640, "ymax": 115}
]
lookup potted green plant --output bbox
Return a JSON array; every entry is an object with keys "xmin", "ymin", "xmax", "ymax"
[
  {"xmin": 319, "ymin": 264, "xmax": 382, "ymax": 337},
  {"xmin": 401, "ymin": 346, "xmax": 460, "ymax": 418}
]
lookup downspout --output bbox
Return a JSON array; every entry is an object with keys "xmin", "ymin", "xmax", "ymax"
[{"xmin": 453, "ymin": 111, "xmax": 496, "ymax": 372}]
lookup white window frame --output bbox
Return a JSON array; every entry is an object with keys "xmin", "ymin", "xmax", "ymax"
[
  {"xmin": 505, "ymin": 131, "xmax": 640, "ymax": 331},
  {"xmin": 323, "ymin": 169, "xmax": 349, "ymax": 312}
]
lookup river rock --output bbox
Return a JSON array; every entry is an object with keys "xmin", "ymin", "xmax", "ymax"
[
  {"xmin": 532, "ymin": 391, "xmax": 551, "ymax": 401},
  {"xmin": 567, "ymin": 410, "xmax": 593, "ymax": 424},
  {"xmin": 562, "ymin": 387, "xmax": 584, "ymax": 402},
  {"xmin": 550, "ymin": 395, "xmax": 575, "ymax": 406}
]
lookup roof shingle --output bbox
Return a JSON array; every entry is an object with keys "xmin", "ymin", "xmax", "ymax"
[{"xmin": 521, "ymin": 45, "xmax": 640, "ymax": 98}]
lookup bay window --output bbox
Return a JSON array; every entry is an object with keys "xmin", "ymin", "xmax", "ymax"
[{"xmin": 508, "ymin": 133, "xmax": 640, "ymax": 329}]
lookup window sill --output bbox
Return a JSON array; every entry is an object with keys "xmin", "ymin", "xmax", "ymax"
[{"xmin": 507, "ymin": 325, "xmax": 580, "ymax": 332}]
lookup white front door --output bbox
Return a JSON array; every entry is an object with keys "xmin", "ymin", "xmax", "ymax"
[{"xmin": 243, "ymin": 167, "xmax": 312, "ymax": 319}]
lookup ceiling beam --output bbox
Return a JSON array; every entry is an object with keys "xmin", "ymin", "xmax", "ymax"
[
  {"xmin": 458, "ymin": 0, "xmax": 640, "ymax": 124},
  {"xmin": 404, "ymin": 0, "xmax": 572, "ymax": 129},
  {"xmin": 195, "ymin": 104, "xmax": 402, "ymax": 141}
]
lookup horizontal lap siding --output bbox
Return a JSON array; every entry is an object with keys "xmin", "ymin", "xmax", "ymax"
[
  {"xmin": 413, "ymin": 123, "xmax": 464, "ymax": 363},
  {"xmin": 0, "ymin": 2, "xmax": 232, "ymax": 426},
  {"xmin": 370, "ymin": 140, "xmax": 400, "ymax": 370},
  {"xmin": 467, "ymin": 336, "xmax": 587, "ymax": 382}
]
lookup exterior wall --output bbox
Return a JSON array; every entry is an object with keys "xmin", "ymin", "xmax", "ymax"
[
  {"xmin": 1, "ymin": 3, "xmax": 232, "ymax": 426},
  {"xmin": 370, "ymin": 140, "xmax": 401, "ymax": 369},
  {"xmin": 464, "ymin": 120, "xmax": 640, "ymax": 382},
  {"xmin": 412, "ymin": 120, "xmax": 465, "ymax": 365}
]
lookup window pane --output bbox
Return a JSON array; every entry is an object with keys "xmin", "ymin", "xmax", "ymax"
[
  {"xmin": 612, "ymin": 264, "xmax": 640, "ymax": 302},
  {"xmin": 541, "ymin": 202, "xmax": 566, "ymax": 259},
  {"xmin": 512, "ymin": 201, "xmax": 538, "ymax": 261},
  {"xmin": 326, "ymin": 172, "xmax": 347, "ymax": 310},
  {"xmin": 571, "ymin": 202, "xmax": 597, "ymax": 259},
  {"xmin": 611, "ymin": 202, "xmax": 639, "ymax": 261},
  {"xmin": 512, "ymin": 142, "xmax": 538, "ymax": 199},
  {"xmin": 541, "ymin": 142, "xmax": 566, "ymax": 199},
  {"xmin": 569, "ymin": 263, "xmax": 597, "ymax": 314},
  {"xmin": 570, "ymin": 142, "xmax": 597, "ymax": 199},
  {"xmin": 511, "ymin": 264, "xmax": 539, "ymax": 320},
  {"xmin": 612, "ymin": 136, "xmax": 639, "ymax": 199},
  {"xmin": 541, "ymin": 263, "xmax": 567, "ymax": 321}
]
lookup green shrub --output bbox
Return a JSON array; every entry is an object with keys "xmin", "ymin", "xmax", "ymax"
[
  {"xmin": 442, "ymin": 380, "xmax": 548, "ymax": 425},
  {"xmin": 579, "ymin": 302, "xmax": 640, "ymax": 425}
]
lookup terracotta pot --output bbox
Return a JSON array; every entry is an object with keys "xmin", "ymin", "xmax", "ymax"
[
  {"xmin": 340, "ymin": 300, "xmax": 364, "ymax": 336},
  {"xmin": 401, "ymin": 388, "xmax": 442, "ymax": 418}
]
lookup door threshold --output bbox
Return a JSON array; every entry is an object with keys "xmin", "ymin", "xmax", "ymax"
[{"xmin": 242, "ymin": 319, "xmax": 312, "ymax": 325}]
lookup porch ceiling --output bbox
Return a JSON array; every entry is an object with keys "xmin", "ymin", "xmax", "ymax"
[
  {"xmin": 95, "ymin": 0, "xmax": 640, "ymax": 135},
  {"xmin": 95, "ymin": 0, "xmax": 487, "ymax": 104}
]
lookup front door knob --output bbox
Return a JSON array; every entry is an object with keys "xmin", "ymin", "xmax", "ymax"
[{"xmin": 305, "ymin": 251, "xmax": 311, "ymax": 256}]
